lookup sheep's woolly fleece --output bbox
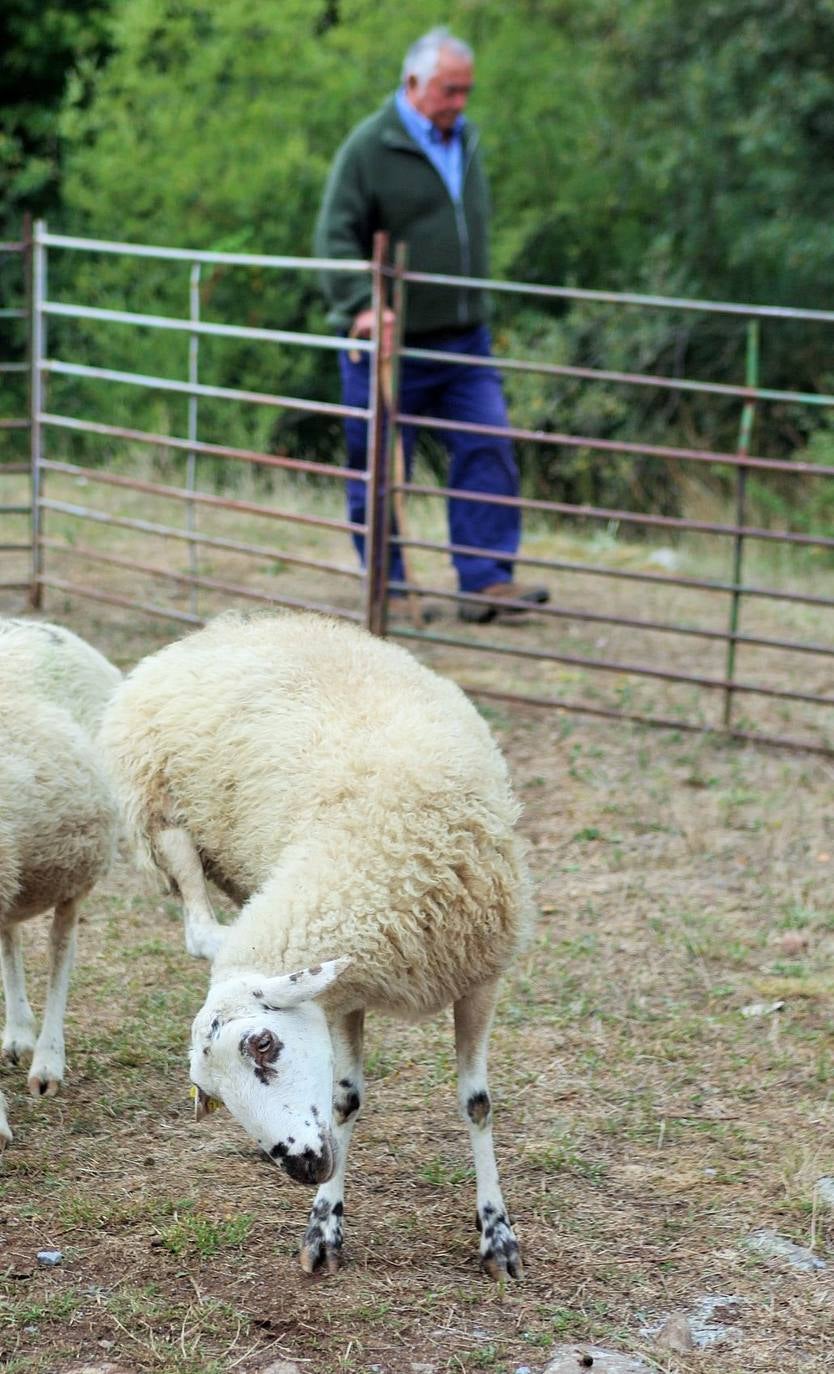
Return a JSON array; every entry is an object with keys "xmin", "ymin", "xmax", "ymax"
[
  {"xmin": 0, "ymin": 617, "xmax": 121, "ymax": 734},
  {"xmin": 0, "ymin": 619, "xmax": 121, "ymax": 922},
  {"xmin": 100, "ymin": 610, "xmax": 535, "ymax": 1017},
  {"xmin": 0, "ymin": 618, "xmax": 121, "ymax": 1142}
]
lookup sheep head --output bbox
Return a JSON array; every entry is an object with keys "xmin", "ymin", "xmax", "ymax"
[{"xmin": 189, "ymin": 957, "xmax": 351, "ymax": 1186}]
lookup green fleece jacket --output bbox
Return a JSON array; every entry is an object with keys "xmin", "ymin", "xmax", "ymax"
[{"xmin": 313, "ymin": 96, "xmax": 491, "ymax": 339}]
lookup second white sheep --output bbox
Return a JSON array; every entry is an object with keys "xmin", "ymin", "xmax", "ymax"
[{"xmin": 0, "ymin": 619, "xmax": 121, "ymax": 1150}]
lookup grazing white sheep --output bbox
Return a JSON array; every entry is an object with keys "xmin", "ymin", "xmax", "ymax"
[
  {"xmin": 99, "ymin": 610, "xmax": 533, "ymax": 1279},
  {"xmin": 0, "ymin": 619, "xmax": 121, "ymax": 1150}
]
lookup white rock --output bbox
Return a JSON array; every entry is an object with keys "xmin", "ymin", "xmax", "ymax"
[
  {"xmin": 745, "ymin": 1229, "xmax": 826, "ymax": 1272},
  {"xmin": 63, "ymin": 1365, "xmax": 136, "ymax": 1374},
  {"xmin": 689, "ymin": 1293, "xmax": 744, "ymax": 1346},
  {"xmin": 815, "ymin": 1177, "xmax": 834, "ymax": 1208},
  {"xmin": 544, "ymin": 1346, "xmax": 650, "ymax": 1374},
  {"xmin": 642, "ymin": 1293, "xmax": 743, "ymax": 1349}
]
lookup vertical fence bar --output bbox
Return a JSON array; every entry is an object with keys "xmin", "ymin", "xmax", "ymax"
[
  {"xmin": 21, "ymin": 212, "xmax": 33, "ymax": 594},
  {"xmin": 364, "ymin": 231, "xmax": 390, "ymax": 635},
  {"xmin": 186, "ymin": 262, "xmax": 201, "ymax": 615},
  {"xmin": 723, "ymin": 319, "xmax": 760, "ymax": 728},
  {"xmin": 28, "ymin": 219, "xmax": 46, "ymax": 608}
]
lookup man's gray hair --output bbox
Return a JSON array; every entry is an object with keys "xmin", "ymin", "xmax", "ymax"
[{"xmin": 402, "ymin": 27, "xmax": 473, "ymax": 88}]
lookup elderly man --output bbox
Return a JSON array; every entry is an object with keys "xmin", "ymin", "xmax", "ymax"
[{"xmin": 314, "ymin": 26, "xmax": 549, "ymax": 623}]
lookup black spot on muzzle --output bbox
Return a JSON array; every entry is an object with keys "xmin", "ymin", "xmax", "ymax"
[{"xmin": 271, "ymin": 1137, "xmax": 335, "ymax": 1186}]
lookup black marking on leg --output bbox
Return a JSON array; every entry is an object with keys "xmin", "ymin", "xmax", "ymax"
[
  {"xmin": 483, "ymin": 1210, "xmax": 509, "ymax": 1241},
  {"xmin": 466, "ymin": 1089, "xmax": 491, "ymax": 1126},
  {"xmin": 478, "ymin": 1206, "xmax": 523, "ymax": 1280},
  {"xmin": 335, "ymin": 1086, "xmax": 361, "ymax": 1124},
  {"xmin": 270, "ymin": 1142, "xmax": 288, "ymax": 1160},
  {"xmin": 302, "ymin": 1193, "xmax": 344, "ymax": 1273}
]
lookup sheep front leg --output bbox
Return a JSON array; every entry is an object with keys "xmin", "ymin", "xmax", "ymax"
[
  {"xmin": 28, "ymin": 898, "xmax": 78, "ymax": 1097},
  {"xmin": 0, "ymin": 923, "xmax": 37, "ymax": 1065},
  {"xmin": 154, "ymin": 826, "xmax": 225, "ymax": 961},
  {"xmin": 454, "ymin": 978, "xmax": 523, "ymax": 1280},
  {"xmin": 300, "ymin": 1008, "xmax": 365, "ymax": 1277}
]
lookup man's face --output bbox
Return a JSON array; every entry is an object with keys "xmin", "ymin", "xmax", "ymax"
[{"xmin": 407, "ymin": 49, "xmax": 474, "ymax": 134}]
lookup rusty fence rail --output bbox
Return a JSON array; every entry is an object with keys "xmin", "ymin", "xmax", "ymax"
[
  {"xmin": 27, "ymin": 222, "xmax": 390, "ymax": 627},
  {"xmin": 386, "ymin": 265, "xmax": 834, "ymax": 754},
  {"xmin": 0, "ymin": 222, "xmax": 32, "ymax": 593},
  {"xmin": 13, "ymin": 221, "xmax": 834, "ymax": 754}
]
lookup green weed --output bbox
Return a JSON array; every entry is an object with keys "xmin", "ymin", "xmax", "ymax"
[{"xmin": 158, "ymin": 1210, "xmax": 253, "ymax": 1257}]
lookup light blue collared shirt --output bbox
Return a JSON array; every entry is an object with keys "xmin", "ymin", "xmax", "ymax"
[{"xmin": 395, "ymin": 86, "xmax": 465, "ymax": 203}]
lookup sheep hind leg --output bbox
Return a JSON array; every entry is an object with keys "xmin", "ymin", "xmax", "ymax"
[
  {"xmin": 154, "ymin": 826, "xmax": 225, "ymax": 961},
  {"xmin": 454, "ymin": 977, "xmax": 523, "ymax": 1280},
  {"xmin": 0, "ymin": 1089, "xmax": 11, "ymax": 1150},
  {"xmin": 0, "ymin": 922, "xmax": 37, "ymax": 1066},
  {"xmin": 300, "ymin": 1008, "xmax": 365, "ymax": 1277},
  {"xmin": 28, "ymin": 897, "xmax": 78, "ymax": 1097}
]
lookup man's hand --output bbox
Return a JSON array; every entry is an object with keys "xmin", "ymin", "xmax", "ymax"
[{"xmin": 350, "ymin": 307, "xmax": 395, "ymax": 360}]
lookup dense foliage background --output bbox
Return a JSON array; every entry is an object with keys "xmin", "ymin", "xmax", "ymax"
[{"xmin": 3, "ymin": 0, "xmax": 834, "ymax": 519}]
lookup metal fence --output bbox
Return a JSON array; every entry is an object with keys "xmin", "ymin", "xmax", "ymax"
[
  {"xmin": 6, "ymin": 220, "xmax": 834, "ymax": 754},
  {"xmin": 0, "ymin": 219, "xmax": 32, "ymax": 594}
]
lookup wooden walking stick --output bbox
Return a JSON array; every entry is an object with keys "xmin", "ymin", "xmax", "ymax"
[
  {"xmin": 381, "ymin": 354, "xmax": 424, "ymax": 630},
  {"xmin": 349, "ymin": 307, "xmax": 424, "ymax": 631},
  {"xmin": 385, "ymin": 239, "xmax": 424, "ymax": 630}
]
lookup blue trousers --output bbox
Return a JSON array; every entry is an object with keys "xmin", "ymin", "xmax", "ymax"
[{"xmin": 339, "ymin": 324, "xmax": 520, "ymax": 593}]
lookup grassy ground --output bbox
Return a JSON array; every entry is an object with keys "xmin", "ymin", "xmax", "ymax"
[{"xmin": 1, "ymin": 461, "xmax": 833, "ymax": 1372}]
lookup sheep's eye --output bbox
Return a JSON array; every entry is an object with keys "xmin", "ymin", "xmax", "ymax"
[{"xmin": 240, "ymin": 1028, "xmax": 284, "ymax": 1080}]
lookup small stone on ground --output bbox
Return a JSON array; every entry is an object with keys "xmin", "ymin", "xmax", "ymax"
[
  {"xmin": 745, "ymin": 1228, "xmax": 826, "ymax": 1272},
  {"xmin": 544, "ymin": 1346, "xmax": 651, "ymax": 1374}
]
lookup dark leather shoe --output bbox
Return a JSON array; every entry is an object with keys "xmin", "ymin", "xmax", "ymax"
[
  {"xmin": 387, "ymin": 595, "xmax": 443, "ymax": 625},
  {"xmin": 458, "ymin": 582, "xmax": 550, "ymax": 624}
]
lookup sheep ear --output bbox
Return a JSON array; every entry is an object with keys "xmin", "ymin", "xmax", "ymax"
[{"xmin": 257, "ymin": 957, "xmax": 352, "ymax": 1009}]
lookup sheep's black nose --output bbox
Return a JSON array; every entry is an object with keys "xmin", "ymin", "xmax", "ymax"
[{"xmin": 273, "ymin": 1138, "xmax": 334, "ymax": 1186}]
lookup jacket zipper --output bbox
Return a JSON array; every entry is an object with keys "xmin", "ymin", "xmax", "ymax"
[
  {"xmin": 456, "ymin": 131, "xmax": 479, "ymax": 325},
  {"xmin": 386, "ymin": 125, "xmax": 481, "ymax": 328}
]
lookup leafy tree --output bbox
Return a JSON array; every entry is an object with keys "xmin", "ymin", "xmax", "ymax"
[{"xmin": 0, "ymin": 0, "xmax": 112, "ymax": 236}]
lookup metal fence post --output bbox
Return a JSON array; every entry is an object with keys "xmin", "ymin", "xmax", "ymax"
[
  {"xmin": 187, "ymin": 262, "xmax": 201, "ymax": 615},
  {"xmin": 364, "ymin": 231, "xmax": 390, "ymax": 635},
  {"xmin": 28, "ymin": 218, "xmax": 46, "ymax": 609},
  {"xmin": 723, "ymin": 319, "xmax": 760, "ymax": 728}
]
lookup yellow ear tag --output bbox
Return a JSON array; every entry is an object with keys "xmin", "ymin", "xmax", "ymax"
[{"xmin": 189, "ymin": 1084, "xmax": 221, "ymax": 1117}]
